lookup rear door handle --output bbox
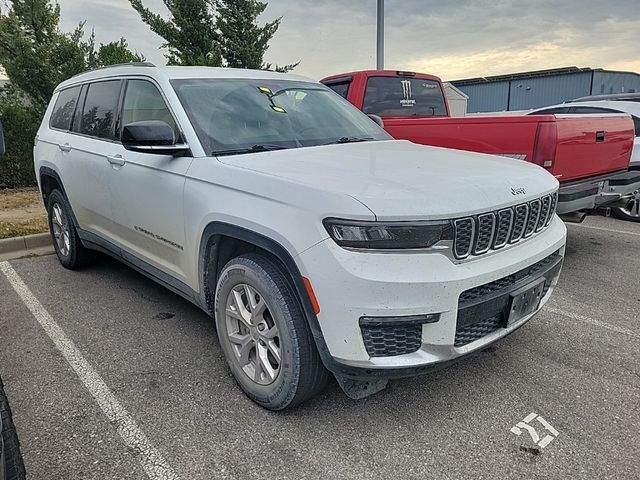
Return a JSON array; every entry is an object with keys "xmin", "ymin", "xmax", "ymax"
[
  {"xmin": 107, "ymin": 154, "xmax": 125, "ymax": 166},
  {"xmin": 58, "ymin": 143, "xmax": 71, "ymax": 152}
]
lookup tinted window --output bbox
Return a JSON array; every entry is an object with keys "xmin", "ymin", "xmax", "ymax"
[
  {"xmin": 50, "ymin": 86, "xmax": 81, "ymax": 130},
  {"xmin": 569, "ymin": 107, "xmax": 618, "ymax": 114},
  {"xmin": 530, "ymin": 107, "xmax": 571, "ymax": 115},
  {"xmin": 171, "ymin": 78, "xmax": 390, "ymax": 155},
  {"xmin": 78, "ymin": 80, "xmax": 121, "ymax": 139},
  {"xmin": 121, "ymin": 80, "xmax": 178, "ymax": 138},
  {"xmin": 362, "ymin": 76, "xmax": 447, "ymax": 116},
  {"xmin": 326, "ymin": 82, "xmax": 350, "ymax": 99}
]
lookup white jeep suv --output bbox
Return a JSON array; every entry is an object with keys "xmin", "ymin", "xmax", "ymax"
[{"xmin": 34, "ymin": 64, "xmax": 567, "ymax": 409}]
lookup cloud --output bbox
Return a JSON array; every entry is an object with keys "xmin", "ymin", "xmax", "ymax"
[{"xmin": 56, "ymin": 0, "xmax": 640, "ymax": 81}]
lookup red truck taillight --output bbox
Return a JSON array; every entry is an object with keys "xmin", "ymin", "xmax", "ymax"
[{"xmin": 532, "ymin": 122, "xmax": 557, "ymax": 171}]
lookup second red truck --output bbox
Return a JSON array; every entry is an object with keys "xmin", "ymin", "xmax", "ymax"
[{"xmin": 321, "ymin": 70, "xmax": 640, "ymax": 217}]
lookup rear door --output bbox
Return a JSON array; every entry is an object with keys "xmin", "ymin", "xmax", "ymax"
[
  {"xmin": 106, "ymin": 78, "xmax": 193, "ymax": 284},
  {"xmin": 65, "ymin": 79, "xmax": 123, "ymax": 236}
]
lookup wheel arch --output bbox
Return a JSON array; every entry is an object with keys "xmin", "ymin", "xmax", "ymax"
[{"xmin": 198, "ymin": 221, "xmax": 333, "ymax": 368}]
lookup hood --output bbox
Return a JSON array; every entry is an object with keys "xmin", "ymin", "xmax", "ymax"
[{"xmin": 217, "ymin": 140, "xmax": 559, "ymax": 220}]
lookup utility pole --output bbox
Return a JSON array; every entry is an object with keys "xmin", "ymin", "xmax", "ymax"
[{"xmin": 376, "ymin": 0, "xmax": 384, "ymax": 70}]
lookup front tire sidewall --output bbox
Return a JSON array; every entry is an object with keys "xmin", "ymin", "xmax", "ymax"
[{"xmin": 215, "ymin": 256, "xmax": 302, "ymax": 410}]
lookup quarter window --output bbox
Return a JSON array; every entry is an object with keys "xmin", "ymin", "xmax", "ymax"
[
  {"xmin": 121, "ymin": 80, "xmax": 178, "ymax": 139},
  {"xmin": 78, "ymin": 80, "xmax": 121, "ymax": 140},
  {"xmin": 50, "ymin": 86, "xmax": 81, "ymax": 130},
  {"xmin": 326, "ymin": 82, "xmax": 350, "ymax": 99}
]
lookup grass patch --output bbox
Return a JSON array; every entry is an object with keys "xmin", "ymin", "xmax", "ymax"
[{"xmin": 0, "ymin": 187, "xmax": 48, "ymax": 239}]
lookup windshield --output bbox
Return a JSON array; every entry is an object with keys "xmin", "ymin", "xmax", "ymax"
[
  {"xmin": 363, "ymin": 76, "xmax": 448, "ymax": 117},
  {"xmin": 171, "ymin": 78, "xmax": 391, "ymax": 155}
]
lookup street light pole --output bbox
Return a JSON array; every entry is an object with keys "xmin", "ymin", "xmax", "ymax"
[{"xmin": 376, "ymin": 0, "xmax": 384, "ymax": 70}]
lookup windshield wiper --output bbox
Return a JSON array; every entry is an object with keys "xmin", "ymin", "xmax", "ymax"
[
  {"xmin": 212, "ymin": 144, "xmax": 288, "ymax": 156},
  {"xmin": 324, "ymin": 136, "xmax": 375, "ymax": 145}
]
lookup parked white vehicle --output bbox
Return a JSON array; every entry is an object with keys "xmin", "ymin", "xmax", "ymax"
[
  {"xmin": 530, "ymin": 101, "xmax": 640, "ymax": 221},
  {"xmin": 34, "ymin": 64, "xmax": 567, "ymax": 409}
]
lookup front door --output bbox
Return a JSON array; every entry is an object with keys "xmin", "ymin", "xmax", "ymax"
[{"xmin": 107, "ymin": 78, "xmax": 193, "ymax": 284}]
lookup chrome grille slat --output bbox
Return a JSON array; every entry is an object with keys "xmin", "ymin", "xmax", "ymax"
[
  {"xmin": 524, "ymin": 199, "xmax": 541, "ymax": 237},
  {"xmin": 474, "ymin": 213, "xmax": 496, "ymax": 255},
  {"xmin": 493, "ymin": 209, "xmax": 513, "ymax": 249},
  {"xmin": 452, "ymin": 191, "xmax": 558, "ymax": 260}
]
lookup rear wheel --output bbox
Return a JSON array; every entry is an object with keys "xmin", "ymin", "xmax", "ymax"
[
  {"xmin": 1, "ymin": 377, "xmax": 26, "ymax": 480},
  {"xmin": 214, "ymin": 253, "xmax": 329, "ymax": 410},
  {"xmin": 46, "ymin": 189, "xmax": 92, "ymax": 269},
  {"xmin": 611, "ymin": 190, "xmax": 640, "ymax": 222}
]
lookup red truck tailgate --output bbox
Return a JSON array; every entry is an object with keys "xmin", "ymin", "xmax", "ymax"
[
  {"xmin": 382, "ymin": 115, "xmax": 540, "ymax": 161},
  {"xmin": 552, "ymin": 114, "xmax": 634, "ymax": 182}
]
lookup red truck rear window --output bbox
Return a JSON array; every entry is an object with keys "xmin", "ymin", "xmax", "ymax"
[{"xmin": 363, "ymin": 76, "xmax": 447, "ymax": 117}]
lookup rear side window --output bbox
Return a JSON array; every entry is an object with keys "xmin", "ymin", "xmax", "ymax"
[
  {"xmin": 121, "ymin": 79, "xmax": 178, "ymax": 138},
  {"xmin": 326, "ymin": 82, "xmax": 350, "ymax": 99},
  {"xmin": 530, "ymin": 107, "xmax": 571, "ymax": 115},
  {"xmin": 78, "ymin": 80, "xmax": 121, "ymax": 140},
  {"xmin": 363, "ymin": 76, "xmax": 447, "ymax": 117},
  {"xmin": 49, "ymin": 86, "xmax": 81, "ymax": 130}
]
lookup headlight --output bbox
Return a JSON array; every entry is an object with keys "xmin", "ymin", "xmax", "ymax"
[{"xmin": 323, "ymin": 218, "xmax": 453, "ymax": 250}]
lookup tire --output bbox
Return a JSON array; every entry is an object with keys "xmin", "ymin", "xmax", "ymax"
[
  {"xmin": 214, "ymin": 253, "xmax": 330, "ymax": 410},
  {"xmin": 1, "ymin": 377, "xmax": 26, "ymax": 480},
  {"xmin": 611, "ymin": 205, "xmax": 640, "ymax": 223},
  {"xmin": 46, "ymin": 189, "xmax": 93, "ymax": 269}
]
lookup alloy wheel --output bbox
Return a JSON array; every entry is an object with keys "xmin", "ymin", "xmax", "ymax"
[
  {"xmin": 224, "ymin": 284, "xmax": 281, "ymax": 385},
  {"xmin": 619, "ymin": 190, "xmax": 640, "ymax": 218},
  {"xmin": 52, "ymin": 202, "xmax": 71, "ymax": 257}
]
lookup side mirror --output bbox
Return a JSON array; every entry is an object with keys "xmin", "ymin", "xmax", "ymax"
[
  {"xmin": 122, "ymin": 120, "xmax": 188, "ymax": 155},
  {"xmin": 367, "ymin": 114, "xmax": 384, "ymax": 128},
  {"xmin": 0, "ymin": 120, "xmax": 5, "ymax": 156}
]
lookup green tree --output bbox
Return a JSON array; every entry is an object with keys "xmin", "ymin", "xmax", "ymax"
[
  {"xmin": 129, "ymin": 0, "xmax": 222, "ymax": 66},
  {"xmin": 0, "ymin": 0, "xmax": 144, "ymax": 110},
  {"xmin": 0, "ymin": 0, "xmax": 144, "ymax": 187},
  {"xmin": 216, "ymin": 0, "xmax": 297, "ymax": 72},
  {"xmin": 129, "ymin": 0, "xmax": 298, "ymax": 71}
]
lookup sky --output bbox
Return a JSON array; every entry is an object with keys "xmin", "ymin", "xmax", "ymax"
[{"xmin": 57, "ymin": 0, "xmax": 640, "ymax": 81}]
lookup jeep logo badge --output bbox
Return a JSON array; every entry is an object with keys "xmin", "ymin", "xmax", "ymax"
[{"xmin": 511, "ymin": 187, "xmax": 526, "ymax": 196}]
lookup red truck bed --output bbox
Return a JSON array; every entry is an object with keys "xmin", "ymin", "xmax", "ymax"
[{"xmin": 322, "ymin": 70, "xmax": 640, "ymax": 214}]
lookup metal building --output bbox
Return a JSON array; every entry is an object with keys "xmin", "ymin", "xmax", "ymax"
[{"xmin": 451, "ymin": 67, "xmax": 640, "ymax": 113}]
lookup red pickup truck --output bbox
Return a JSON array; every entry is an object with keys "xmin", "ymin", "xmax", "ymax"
[{"xmin": 321, "ymin": 70, "xmax": 640, "ymax": 217}]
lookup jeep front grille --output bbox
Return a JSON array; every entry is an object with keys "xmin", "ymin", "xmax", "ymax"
[{"xmin": 453, "ymin": 192, "xmax": 558, "ymax": 260}]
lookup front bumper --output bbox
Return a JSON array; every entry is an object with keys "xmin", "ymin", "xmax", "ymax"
[
  {"xmin": 557, "ymin": 170, "xmax": 640, "ymax": 214},
  {"xmin": 296, "ymin": 216, "xmax": 567, "ymax": 375}
]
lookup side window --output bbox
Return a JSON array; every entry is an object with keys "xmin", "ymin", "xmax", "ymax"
[
  {"xmin": 49, "ymin": 86, "xmax": 81, "ymax": 130},
  {"xmin": 121, "ymin": 79, "xmax": 178, "ymax": 139},
  {"xmin": 326, "ymin": 82, "xmax": 350, "ymax": 99},
  {"xmin": 531, "ymin": 107, "xmax": 570, "ymax": 115},
  {"xmin": 78, "ymin": 80, "xmax": 122, "ymax": 140},
  {"xmin": 631, "ymin": 116, "xmax": 640, "ymax": 137},
  {"xmin": 569, "ymin": 106, "xmax": 617, "ymax": 114}
]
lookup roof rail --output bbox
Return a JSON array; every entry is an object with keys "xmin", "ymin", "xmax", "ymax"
[{"xmin": 68, "ymin": 61, "xmax": 156, "ymax": 80}]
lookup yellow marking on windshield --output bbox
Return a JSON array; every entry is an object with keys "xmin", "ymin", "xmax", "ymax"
[
  {"xmin": 271, "ymin": 105, "xmax": 286, "ymax": 113},
  {"xmin": 258, "ymin": 86, "xmax": 272, "ymax": 94}
]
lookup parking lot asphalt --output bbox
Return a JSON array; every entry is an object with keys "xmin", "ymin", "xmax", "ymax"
[{"xmin": 0, "ymin": 215, "xmax": 638, "ymax": 480}]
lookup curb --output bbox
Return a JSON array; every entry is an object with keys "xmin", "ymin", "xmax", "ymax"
[{"xmin": 0, "ymin": 233, "xmax": 53, "ymax": 261}]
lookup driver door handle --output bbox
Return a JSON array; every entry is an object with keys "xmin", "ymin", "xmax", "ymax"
[{"xmin": 107, "ymin": 154, "xmax": 125, "ymax": 166}]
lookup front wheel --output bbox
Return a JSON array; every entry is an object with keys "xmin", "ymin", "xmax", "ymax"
[
  {"xmin": 611, "ymin": 190, "xmax": 640, "ymax": 222},
  {"xmin": 214, "ymin": 253, "xmax": 329, "ymax": 410}
]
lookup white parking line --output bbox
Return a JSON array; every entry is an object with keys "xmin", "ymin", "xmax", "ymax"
[
  {"xmin": 545, "ymin": 306, "xmax": 639, "ymax": 339},
  {"xmin": 0, "ymin": 261, "xmax": 179, "ymax": 480},
  {"xmin": 567, "ymin": 223, "xmax": 640, "ymax": 237}
]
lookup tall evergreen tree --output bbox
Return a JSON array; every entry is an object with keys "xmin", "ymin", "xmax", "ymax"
[
  {"xmin": 129, "ymin": 0, "xmax": 222, "ymax": 66},
  {"xmin": 215, "ymin": 0, "xmax": 297, "ymax": 72}
]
